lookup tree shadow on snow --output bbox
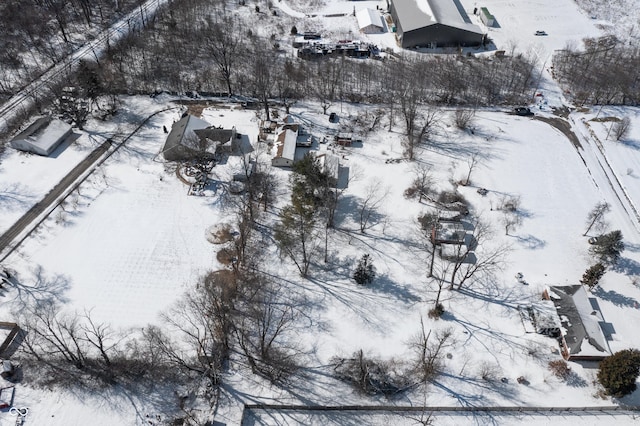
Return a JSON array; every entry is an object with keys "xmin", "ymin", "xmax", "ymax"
[
  {"xmin": 592, "ymin": 286, "xmax": 639, "ymax": 309},
  {"xmin": 368, "ymin": 273, "xmax": 421, "ymax": 303},
  {"xmin": 611, "ymin": 256, "xmax": 640, "ymax": 276},
  {"xmin": 334, "ymin": 195, "xmax": 386, "ymax": 233},
  {"xmin": 2, "ymin": 265, "xmax": 70, "ymax": 311},
  {"xmin": 512, "ymin": 234, "xmax": 546, "ymax": 250},
  {"xmin": 0, "ymin": 183, "xmax": 34, "ymax": 212}
]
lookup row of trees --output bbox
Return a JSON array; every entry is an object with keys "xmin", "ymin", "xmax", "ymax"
[
  {"xmin": 0, "ymin": 0, "xmax": 144, "ymax": 101},
  {"xmin": 553, "ymin": 38, "xmax": 640, "ymax": 105},
  {"xmin": 91, "ymin": 0, "xmax": 538, "ymax": 112}
]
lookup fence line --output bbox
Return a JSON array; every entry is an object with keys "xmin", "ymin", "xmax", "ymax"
[{"xmin": 242, "ymin": 403, "xmax": 640, "ymax": 421}]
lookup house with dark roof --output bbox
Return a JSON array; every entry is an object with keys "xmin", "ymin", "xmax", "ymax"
[
  {"xmin": 10, "ymin": 116, "xmax": 72, "ymax": 156},
  {"xmin": 543, "ymin": 285, "xmax": 612, "ymax": 361},
  {"xmin": 161, "ymin": 114, "xmax": 236, "ymax": 162},
  {"xmin": 389, "ymin": 0, "xmax": 484, "ymax": 48}
]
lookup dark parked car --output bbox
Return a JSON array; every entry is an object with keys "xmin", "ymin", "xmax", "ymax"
[
  {"xmin": 329, "ymin": 112, "xmax": 337, "ymax": 123},
  {"xmin": 514, "ymin": 107, "xmax": 533, "ymax": 116}
]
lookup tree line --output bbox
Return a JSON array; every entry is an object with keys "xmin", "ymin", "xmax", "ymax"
[
  {"xmin": 0, "ymin": 0, "xmax": 146, "ymax": 103},
  {"xmin": 553, "ymin": 37, "xmax": 640, "ymax": 105},
  {"xmin": 92, "ymin": 0, "xmax": 537, "ymax": 110}
]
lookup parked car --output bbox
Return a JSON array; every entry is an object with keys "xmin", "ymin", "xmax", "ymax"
[
  {"xmin": 329, "ymin": 112, "xmax": 337, "ymax": 123},
  {"xmin": 534, "ymin": 30, "xmax": 548, "ymax": 36},
  {"xmin": 588, "ymin": 236, "xmax": 599, "ymax": 244},
  {"xmin": 514, "ymin": 107, "xmax": 533, "ymax": 116}
]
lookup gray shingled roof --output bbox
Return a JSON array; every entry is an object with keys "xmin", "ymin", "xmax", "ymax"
[{"xmin": 548, "ymin": 285, "xmax": 610, "ymax": 359}]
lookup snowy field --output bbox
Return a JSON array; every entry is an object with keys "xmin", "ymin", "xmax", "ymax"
[
  {"xmin": 0, "ymin": 0, "xmax": 639, "ymax": 425},
  {"xmin": 2, "ymin": 97, "xmax": 640, "ymax": 425}
]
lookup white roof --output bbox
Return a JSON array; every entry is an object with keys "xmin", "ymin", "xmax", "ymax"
[
  {"xmin": 276, "ymin": 128, "xmax": 297, "ymax": 161},
  {"xmin": 11, "ymin": 116, "xmax": 72, "ymax": 154},
  {"xmin": 356, "ymin": 8, "xmax": 383, "ymax": 29},
  {"xmin": 393, "ymin": 0, "xmax": 482, "ymax": 34}
]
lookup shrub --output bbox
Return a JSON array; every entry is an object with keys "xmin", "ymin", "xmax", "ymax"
[
  {"xmin": 580, "ymin": 263, "xmax": 606, "ymax": 289},
  {"xmin": 428, "ymin": 303, "xmax": 444, "ymax": 319},
  {"xmin": 597, "ymin": 349, "xmax": 640, "ymax": 397},
  {"xmin": 353, "ymin": 254, "xmax": 375, "ymax": 285},
  {"xmin": 548, "ymin": 360, "xmax": 571, "ymax": 380},
  {"xmin": 333, "ymin": 350, "xmax": 408, "ymax": 395},
  {"xmin": 290, "ymin": 25, "xmax": 298, "ymax": 35}
]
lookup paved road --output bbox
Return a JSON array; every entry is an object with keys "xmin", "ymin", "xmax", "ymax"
[{"xmin": 0, "ymin": 140, "xmax": 111, "ymax": 260}]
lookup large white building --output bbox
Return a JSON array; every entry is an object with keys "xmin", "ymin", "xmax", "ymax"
[{"xmin": 10, "ymin": 116, "xmax": 72, "ymax": 156}]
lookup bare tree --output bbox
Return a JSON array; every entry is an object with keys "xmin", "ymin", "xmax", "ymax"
[
  {"xmin": 235, "ymin": 285, "xmax": 301, "ymax": 383},
  {"xmin": 461, "ymin": 152, "xmax": 479, "ymax": 186},
  {"xmin": 584, "ymin": 201, "xmax": 610, "ymax": 236},
  {"xmin": 205, "ymin": 15, "xmax": 241, "ymax": 95},
  {"xmin": 417, "ymin": 211, "xmax": 439, "ymax": 278},
  {"xmin": 20, "ymin": 302, "xmax": 87, "ymax": 370},
  {"xmin": 359, "ymin": 179, "xmax": 388, "ymax": 233},
  {"xmin": 80, "ymin": 309, "xmax": 118, "ymax": 368},
  {"xmin": 448, "ymin": 219, "xmax": 508, "ymax": 289},
  {"xmin": 410, "ymin": 319, "xmax": 453, "ymax": 382},
  {"xmin": 612, "ymin": 117, "xmax": 631, "ymax": 141},
  {"xmin": 404, "ymin": 164, "xmax": 433, "ymax": 203},
  {"xmin": 453, "ymin": 108, "xmax": 476, "ymax": 130},
  {"xmin": 249, "ymin": 43, "xmax": 276, "ymax": 119},
  {"xmin": 502, "ymin": 209, "xmax": 523, "ymax": 236}
]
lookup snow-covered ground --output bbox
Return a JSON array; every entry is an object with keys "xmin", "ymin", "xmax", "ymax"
[
  {"xmin": 2, "ymin": 96, "xmax": 640, "ymax": 425},
  {"xmin": 0, "ymin": 0, "xmax": 639, "ymax": 425}
]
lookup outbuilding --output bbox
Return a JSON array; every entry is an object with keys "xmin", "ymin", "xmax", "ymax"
[
  {"xmin": 356, "ymin": 8, "xmax": 384, "ymax": 33},
  {"xmin": 389, "ymin": 0, "xmax": 484, "ymax": 48},
  {"xmin": 10, "ymin": 116, "xmax": 72, "ymax": 156}
]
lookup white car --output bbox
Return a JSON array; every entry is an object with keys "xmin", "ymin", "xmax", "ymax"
[{"xmin": 535, "ymin": 30, "xmax": 548, "ymax": 36}]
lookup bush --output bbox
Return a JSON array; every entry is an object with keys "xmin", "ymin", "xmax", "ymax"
[
  {"xmin": 580, "ymin": 263, "xmax": 606, "ymax": 289},
  {"xmin": 428, "ymin": 303, "xmax": 444, "ymax": 319},
  {"xmin": 333, "ymin": 350, "xmax": 408, "ymax": 395},
  {"xmin": 353, "ymin": 254, "xmax": 375, "ymax": 285},
  {"xmin": 597, "ymin": 349, "xmax": 640, "ymax": 397},
  {"xmin": 548, "ymin": 360, "xmax": 571, "ymax": 380},
  {"xmin": 290, "ymin": 25, "xmax": 298, "ymax": 35}
]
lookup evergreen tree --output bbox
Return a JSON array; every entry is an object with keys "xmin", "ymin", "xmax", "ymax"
[
  {"xmin": 590, "ymin": 230, "xmax": 624, "ymax": 265},
  {"xmin": 353, "ymin": 254, "xmax": 375, "ymax": 285},
  {"xmin": 597, "ymin": 349, "xmax": 640, "ymax": 397},
  {"xmin": 580, "ymin": 263, "xmax": 606, "ymax": 289}
]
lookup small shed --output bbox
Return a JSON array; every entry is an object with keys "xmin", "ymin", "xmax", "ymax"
[
  {"xmin": 356, "ymin": 8, "xmax": 384, "ymax": 33},
  {"xmin": 480, "ymin": 7, "xmax": 495, "ymax": 27},
  {"xmin": 10, "ymin": 116, "xmax": 72, "ymax": 156}
]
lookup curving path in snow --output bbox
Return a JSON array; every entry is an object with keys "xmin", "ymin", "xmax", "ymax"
[{"xmin": 275, "ymin": 0, "xmax": 306, "ymax": 18}]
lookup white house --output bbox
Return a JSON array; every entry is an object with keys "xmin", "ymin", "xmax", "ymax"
[
  {"xmin": 10, "ymin": 116, "xmax": 72, "ymax": 156},
  {"xmin": 357, "ymin": 8, "xmax": 384, "ymax": 33},
  {"xmin": 271, "ymin": 124, "xmax": 298, "ymax": 167}
]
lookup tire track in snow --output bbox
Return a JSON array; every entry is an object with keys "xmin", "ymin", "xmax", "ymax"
[{"xmin": 535, "ymin": 115, "xmax": 640, "ymax": 233}]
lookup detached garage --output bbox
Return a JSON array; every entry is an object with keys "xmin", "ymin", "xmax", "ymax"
[
  {"xmin": 10, "ymin": 116, "xmax": 72, "ymax": 156},
  {"xmin": 356, "ymin": 8, "xmax": 384, "ymax": 33},
  {"xmin": 390, "ymin": 0, "xmax": 485, "ymax": 48}
]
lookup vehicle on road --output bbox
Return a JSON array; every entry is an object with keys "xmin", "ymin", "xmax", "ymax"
[{"xmin": 514, "ymin": 107, "xmax": 533, "ymax": 116}]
